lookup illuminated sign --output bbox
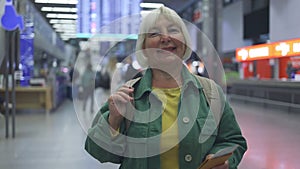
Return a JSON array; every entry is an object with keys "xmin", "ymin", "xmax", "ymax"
[
  {"xmin": 236, "ymin": 38, "xmax": 300, "ymax": 61},
  {"xmin": 1, "ymin": 0, "xmax": 24, "ymax": 31}
]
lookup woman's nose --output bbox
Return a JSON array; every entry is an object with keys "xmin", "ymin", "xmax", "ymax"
[{"xmin": 160, "ymin": 33, "xmax": 171, "ymax": 43}]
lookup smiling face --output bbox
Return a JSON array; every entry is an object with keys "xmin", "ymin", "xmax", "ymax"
[{"xmin": 142, "ymin": 15, "xmax": 187, "ymax": 67}]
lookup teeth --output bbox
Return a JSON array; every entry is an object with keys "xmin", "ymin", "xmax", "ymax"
[
  {"xmin": 157, "ymin": 47, "xmax": 176, "ymax": 53},
  {"xmin": 163, "ymin": 47, "xmax": 175, "ymax": 51}
]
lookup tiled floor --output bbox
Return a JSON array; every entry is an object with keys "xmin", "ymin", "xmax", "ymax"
[
  {"xmin": 233, "ymin": 101, "xmax": 300, "ymax": 169},
  {"xmin": 0, "ymin": 94, "xmax": 299, "ymax": 169}
]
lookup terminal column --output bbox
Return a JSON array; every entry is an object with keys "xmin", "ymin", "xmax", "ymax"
[{"xmin": 201, "ymin": 0, "xmax": 224, "ymax": 86}]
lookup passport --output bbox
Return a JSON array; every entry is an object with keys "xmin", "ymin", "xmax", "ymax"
[{"xmin": 198, "ymin": 145, "xmax": 238, "ymax": 169}]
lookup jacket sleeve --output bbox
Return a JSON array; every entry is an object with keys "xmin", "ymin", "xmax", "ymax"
[
  {"xmin": 208, "ymin": 94, "xmax": 248, "ymax": 168},
  {"xmin": 84, "ymin": 102, "xmax": 126, "ymax": 164}
]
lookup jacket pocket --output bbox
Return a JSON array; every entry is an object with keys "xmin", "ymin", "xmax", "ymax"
[
  {"xmin": 196, "ymin": 111, "xmax": 219, "ymax": 143},
  {"xmin": 196, "ymin": 117, "xmax": 218, "ymax": 158}
]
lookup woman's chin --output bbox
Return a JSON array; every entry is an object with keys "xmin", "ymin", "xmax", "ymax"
[{"xmin": 150, "ymin": 59, "xmax": 182, "ymax": 71}]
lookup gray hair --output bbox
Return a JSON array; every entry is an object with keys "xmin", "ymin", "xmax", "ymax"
[{"xmin": 135, "ymin": 6, "xmax": 192, "ymax": 68}]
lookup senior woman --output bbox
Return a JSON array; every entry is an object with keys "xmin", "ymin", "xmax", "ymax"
[{"xmin": 85, "ymin": 6, "xmax": 247, "ymax": 169}]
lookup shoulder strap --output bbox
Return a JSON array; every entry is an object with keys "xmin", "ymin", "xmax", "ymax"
[
  {"xmin": 124, "ymin": 77, "xmax": 141, "ymax": 88},
  {"xmin": 194, "ymin": 75, "xmax": 225, "ymax": 143},
  {"xmin": 193, "ymin": 75, "xmax": 220, "ymax": 107}
]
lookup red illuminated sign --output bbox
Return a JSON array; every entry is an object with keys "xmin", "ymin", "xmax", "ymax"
[{"xmin": 236, "ymin": 38, "xmax": 300, "ymax": 62}]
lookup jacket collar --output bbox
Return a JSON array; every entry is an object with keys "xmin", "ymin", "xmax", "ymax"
[{"xmin": 134, "ymin": 65, "xmax": 203, "ymax": 100}]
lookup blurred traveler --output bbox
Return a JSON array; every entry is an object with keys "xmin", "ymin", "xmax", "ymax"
[
  {"xmin": 81, "ymin": 63, "xmax": 95, "ymax": 113},
  {"xmin": 85, "ymin": 6, "xmax": 247, "ymax": 169},
  {"xmin": 68, "ymin": 64, "xmax": 79, "ymax": 100},
  {"xmin": 286, "ymin": 61, "xmax": 296, "ymax": 79}
]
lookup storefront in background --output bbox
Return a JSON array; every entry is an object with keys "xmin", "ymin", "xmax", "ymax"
[{"xmin": 236, "ymin": 38, "xmax": 300, "ymax": 80}]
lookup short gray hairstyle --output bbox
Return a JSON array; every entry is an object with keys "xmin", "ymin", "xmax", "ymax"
[{"xmin": 135, "ymin": 6, "xmax": 192, "ymax": 68}]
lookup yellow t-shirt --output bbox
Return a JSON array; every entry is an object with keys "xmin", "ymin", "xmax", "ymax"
[{"xmin": 152, "ymin": 87, "xmax": 181, "ymax": 169}]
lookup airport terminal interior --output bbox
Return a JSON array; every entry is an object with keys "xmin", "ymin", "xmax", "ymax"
[{"xmin": 1, "ymin": 0, "xmax": 300, "ymax": 169}]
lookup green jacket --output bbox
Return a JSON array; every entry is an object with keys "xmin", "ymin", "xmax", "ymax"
[{"xmin": 85, "ymin": 67, "xmax": 247, "ymax": 169}]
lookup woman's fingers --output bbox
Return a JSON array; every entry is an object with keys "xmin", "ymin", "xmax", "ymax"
[
  {"xmin": 111, "ymin": 86, "xmax": 133, "ymax": 102},
  {"xmin": 108, "ymin": 86, "xmax": 134, "ymax": 130},
  {"xmin": 212, "ymin": 160, "xmax": 229, "ymax": 169},
  {"xmin": 108, "ymin": 86, "xmax": 134, "ymax": 115}
]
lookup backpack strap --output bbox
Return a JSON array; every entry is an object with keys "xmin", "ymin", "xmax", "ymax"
[
  {"xmin": 193, "ymin": 75, "xmax": 224, "ymax": 143},
  {"xmin": 193, "ymin": 75, "xmax": 220, "ymax": 107},
  {"xmin": 124, "ymin": 77, "xmax": 141, "ymax": 88}
]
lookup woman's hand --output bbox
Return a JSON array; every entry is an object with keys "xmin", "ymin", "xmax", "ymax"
[
  {"xmin": 108, "ymin": 85, "xmax": 134, "ymax": 130},
  {"xmin": 212, "ymin": 160, "xmax": 229, "ymax": 169},
  {"xmin": 206, "ymin": 154, "xmax": 229, "ymax": 169}
]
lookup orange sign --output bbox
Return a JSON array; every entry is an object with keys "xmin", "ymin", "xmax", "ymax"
[{"xmin": 236, "ymin": 38, "xmax": 300, "ymax": 62}]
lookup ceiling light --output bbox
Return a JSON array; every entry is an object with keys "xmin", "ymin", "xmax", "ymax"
[
  {"xmin": 139, "ymin": 2, "xmax": 164, "ymax": 9},
  {"xmin": 41, "ymin": 7, "xmax": 77, "ymax": 13},
  {"xmin": 53, "ymin": 23, "xmax": 76, "ymax": 28},
  {"xmin": 46, "ymin": 13, "xmax": 78, "ymax": 19},
  {"xmin": 61, "ymin": 33, "xmax": 77, "ymax": 38},
  {"xmin": 35, "ymin": 0, "xmax": 78, "ymax": 5},
  {"xmin": 49, "ymin": 19, "xmax": 76, "ymax": 24},
  {"xmin": 56, "ymin": 29, "xmax": 77, "ymax": 34},
  {"xmin": 55, "ymin": 28, "xmax": 76, "ymax": 32},
  {"xmin": 54, "ymin": 28, "xmax": 77, "ymax": 32},
  {"xmin": 61, "ymin": 30, "xmax": 76, "ymax": 33}
]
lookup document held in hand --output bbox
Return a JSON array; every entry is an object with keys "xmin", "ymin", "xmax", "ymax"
[{"xmin": 198, "ymin": 145, "xmax": 238, "ymax": 169}]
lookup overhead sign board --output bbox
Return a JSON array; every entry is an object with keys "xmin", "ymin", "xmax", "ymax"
[{"xmin": 236, "ymin": 38, "xmax": 300, "ymax": 62}]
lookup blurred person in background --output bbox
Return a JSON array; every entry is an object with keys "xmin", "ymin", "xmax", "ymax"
[
  {"xmin": 286, "ymin": 61, "xmax": 297, "ymax": 79},
  {"xmin": 68, "ymin": 63, "xmax": 79, "ymax": 100},
  {"xmin": 81, "ymin": 63, "xmax": 95, "ymax": 113},
  {"xmin": 85, "ymin": 6, "xmax": 247, "ymax": 169}
]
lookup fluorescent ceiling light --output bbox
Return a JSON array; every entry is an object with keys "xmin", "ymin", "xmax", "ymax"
[
  {"xmin": 53, "ymin": 23, "xmax": 76, "ymax": 28},
  {"xmin": 140, "ymin": 2, "xmax": 164, "ymax": 9},
  {"xmin": 55, "ymin": 27, "xmax": 75, "ymax": 30},
  {"xmin": 35, "ymin": 0, "xmax": 78, "ymax": 5},
  {"xmin": 50, "ymin": 19, "xmax": 76, "ymax": 24},
  {"xmin": 41, "ymin": 7, "xmax": 77, "ymax": 13},
  {"xmin": 54, "ymin": 27, "xmax": 76, "ymax": 30},
  {"xmin": 61, "ymin": 30, "xmax": 76, "ymax": 33},
  {"xmin": 56, "ymin": 29, "xmax": 76, "ymax": 34},
  {"xmin": 46, "ymin": 13, "xmax": 78, "ymax": 19},
  {"xmin": 55, "ymin": 28, "xmax": 76, "ymax": 32}
]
